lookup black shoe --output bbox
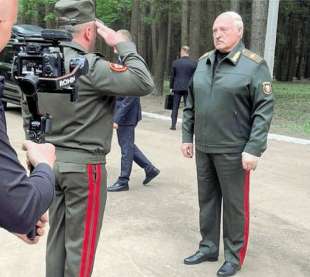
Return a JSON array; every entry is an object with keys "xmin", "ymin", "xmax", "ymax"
[
  {"xmin": 107, "ymin": 182, "xmax": 129, "ymax": 192},
  {"xmin": 143, "ymin": 167, "xmax": 160, "ymax": 185},
  {"xmin": 217, "ymin": 262, "xmax": 241, "ymax": 276},
  {"xmin": 170, "ymin": 126, "xmax": 176, "ymax": 130},
  {"xmin": 184, "ymin": 250, "xmax": 218, "ymax": 265}
]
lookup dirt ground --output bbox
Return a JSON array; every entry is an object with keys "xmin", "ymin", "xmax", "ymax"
[{"xmin": 1, "ymin": 98, "xmax": 310, "ymax": 277}]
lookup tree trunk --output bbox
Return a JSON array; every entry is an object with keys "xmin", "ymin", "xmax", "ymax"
[
  {"xmin": 153, "ymin": 17, "xmax": 168, "ymax": 96},
  {"xmin": 131, "ymin": 0, "xmax": 140, "ymax": 43},
  {"xmin": 250, "ymin": 0, "xmax": 268, "ymax": 56},
  {"xmin": 286, "ymin": 14, "xmax": 299, "ymax": 81},
  {"xmin": 151, "ymin": 5, "xmax": 157, "ymax": 74},
  {"xmin": 181, "ymin": 0, "xmax": 189, "ymax": 46},
  {"xmin": 231, "ymin": 0, "xmax": 240, "ymax": 12},
  {"xmin": 166, "ymin": 5, "xmax": 172, "ymax": 75},
  {"xmin": 138, "ymin": 2, "xmax": 146, "ymax": 58},
  {"xmin": 189, "ymin": 0, "xmax": 201, "ymax": 59}
]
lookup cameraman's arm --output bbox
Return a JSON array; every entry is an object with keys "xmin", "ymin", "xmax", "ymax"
[{"xmin": 0, "ymin": 123, "xmax": 55, "ymax": 234}]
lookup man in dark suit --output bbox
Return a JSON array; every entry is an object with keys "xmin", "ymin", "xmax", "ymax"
[
  {"xmin": 170, "ymin": 46, "xmax": 197, "ymax": 130},
  {"xmin": 108, "ymin": 30, "xmax": 160, "ymax": 192},
  {"xmin": 108, "ymin": 96, "xmax": 160, "ymax": 192}
]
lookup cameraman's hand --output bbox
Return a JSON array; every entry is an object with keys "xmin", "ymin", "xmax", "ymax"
[
  {"xmin": 22, "ymin": 140, "xmax": 55, "ymax": 169},
  {"xmin": 113, "ymin": 123, "xmax": 119, "ymax": 129},
  {"xmin": 15, "ymin": 213, "xmax": 48, "ymax": 245},
  {"xmin": 95, "ymin": 20, "xmax": 126, "ymax": 47}
]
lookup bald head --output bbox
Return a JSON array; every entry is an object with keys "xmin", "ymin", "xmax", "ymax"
[
  {"xmin": 0, "ymin": 0, "xmax": 18, "ymax": 21},
  {"xmin": 0, "ymin": 0, "xmax": 18, "ymax": 51},
  {"xmin": 213, "ymin": 11, "xmax": 244, "ymax": 53}
]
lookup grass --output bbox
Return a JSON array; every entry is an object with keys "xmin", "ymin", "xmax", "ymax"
[
  {"xmin": 163, "ymin": 80, "xmax": 310, "ymax": 139},
  {"xmin": 272, "ymin": 82, "xmax": 310, "ymax": 139}
]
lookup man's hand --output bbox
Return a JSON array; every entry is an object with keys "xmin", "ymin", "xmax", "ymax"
[
  {"xmin": 242, "ymin": 152, "xmax": 259, "ymax": 171},
  {"xmin": 15, "ymin": 213, "xmax": 48, "ymax": 245},
  {"xmin": 95, "ymin": 20, "xmax": 126, "ymax": 47},
  {"xmin": 22, "ymin": 141, "xmax": 55, "ymax": 169},
  {"xmin": 113, "ymin": 123, "xmax": 119, "ymax": 129},
  {"xmin": 181, "ymin": 143, "xmax": 194, "ymax": 158}
]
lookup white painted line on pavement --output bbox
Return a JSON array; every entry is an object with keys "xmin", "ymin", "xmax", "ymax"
[{"xmin": 142, "ymin": 111, "xmax": 310, "ymax": 145}]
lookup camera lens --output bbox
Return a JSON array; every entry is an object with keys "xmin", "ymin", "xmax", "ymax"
[{"xmin": 43, "ymin": 65, "xmax": 53, "ymax": 76}]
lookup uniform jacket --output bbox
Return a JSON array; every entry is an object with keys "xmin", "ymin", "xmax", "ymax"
[
  {"xmin": 22, "ymin": 41, "xmax": 154, "ymax": 163},
  {"xmin": 182, "ymin": 42, "xmax": 274, "ymax": 157},
  {"xmin": 0, "ymin": 76, "xmax": 54, "ymax": 233},
  {"xmin": 170, "ymin": 56, "xmax": 197, "ymax": 92},
  {"xmin": 113, "ymin": 96, "xmax": 142, "ymax": 126}
]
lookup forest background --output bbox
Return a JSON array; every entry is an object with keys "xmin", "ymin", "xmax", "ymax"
[{"xmin": 17, "ymin": 0, "xmax": 310, "ymax": 137}]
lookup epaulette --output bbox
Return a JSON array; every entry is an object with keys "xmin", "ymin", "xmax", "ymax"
[
  {"xmin": 242, "ymin": 49, "xmax": 263, "ymax": 64},
  {"xmin": 199, "ymin": 51, "xmax": 212, "ymax": 60}
]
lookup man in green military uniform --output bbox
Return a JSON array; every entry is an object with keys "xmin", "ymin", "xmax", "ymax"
[
  {"xmin": 182, "ymin": 12, "xmax": 274, "ymax": 276},
  {"xmin": 23, "ymin": 1, "xmax": 154, "ymax": 276}
]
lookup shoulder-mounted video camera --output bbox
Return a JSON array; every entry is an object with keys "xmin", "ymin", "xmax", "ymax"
[{"xmin": 11, "ymin": 25, "xmax": 89, "ymax": 143}]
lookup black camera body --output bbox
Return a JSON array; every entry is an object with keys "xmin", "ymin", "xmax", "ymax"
[
  {"xmin": 11, "ymin": 29, "xmax": 89, "ymax": 143},
  {"xmin": 12, "ymin": 29, "xmax": 88, "ymax": 94}
]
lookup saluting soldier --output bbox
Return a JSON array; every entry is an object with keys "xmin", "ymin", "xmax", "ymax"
[
  {"xmin": 182, "ymin": 12, "xmax": 274, "ymax": 277},
  {"xmin": 22, "ymin": 0, "xmax": 155, "ymax": 276}
]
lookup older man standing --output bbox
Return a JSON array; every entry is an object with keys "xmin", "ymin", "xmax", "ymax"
[{"xmin": 182, "ymin": 12, "xmax": 274, "ymax": 276}]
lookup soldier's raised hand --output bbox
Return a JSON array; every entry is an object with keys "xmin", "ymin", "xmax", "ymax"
[{"xmin": 95, "ymin": 19, "xmax": 126, "ymax": 47}]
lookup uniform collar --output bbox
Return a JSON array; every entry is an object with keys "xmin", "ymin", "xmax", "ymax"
[
  {"xmin": 206, "ymin": 41, "xmax": 244, "ymax": 66},
  {"xmin": 61, "ymin": 41, "xmax": 88, "ymax": 54},
  {"xmin": 225, "ymin": 41, "xmax": 244, "ymax": 65}
]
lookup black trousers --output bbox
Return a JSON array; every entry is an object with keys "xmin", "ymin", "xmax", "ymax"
[
  {"xmin": 195, "ymin": 149, "xmax": 250, "ymax": 266},
  {"xmin": 117, "ymin": 125, "xmax": 153, "ymax": 184},
  {"xmin": 171, "ymin": 91, "xmax": 187, "ymax": 128}
]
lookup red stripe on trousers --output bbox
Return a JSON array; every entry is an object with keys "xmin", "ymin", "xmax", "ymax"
[
  {"xmin": 79, "ymin": 165, "xmax": 95, "ymax": 277},
  {"xmin": 85, "ymin": 164, "xmax": 102, "ymax": 277},
  {"xmin": 239, "ymin": 171, "xmax": 250, "ymax": 266}
]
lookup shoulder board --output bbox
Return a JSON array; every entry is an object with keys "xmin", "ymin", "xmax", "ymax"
[
  {"xmin": 199, "ymin": 51, "xmax": 212, "ymax": 60},
  {"xmin": 242, "ymin": 49, "xmax": 263, "ymax": 64}
]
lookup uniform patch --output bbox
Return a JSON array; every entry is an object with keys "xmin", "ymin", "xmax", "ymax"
[
  {"xmin": 262, "ymin": 82, "xmax": 272, "ymax": 95},
  {"xmin": 109, "ymin": 63, "xmax": 128, "ymax": 73}
]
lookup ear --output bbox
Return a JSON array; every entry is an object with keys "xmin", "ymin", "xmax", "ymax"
[{"xmin": 84, "ymin": 26, "xmax": 92, "ymax": 42}]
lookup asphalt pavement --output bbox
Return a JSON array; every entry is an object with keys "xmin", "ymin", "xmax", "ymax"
[{"xmin": 1, "ymin": 102, "xmax": 310, "ymax": 277}]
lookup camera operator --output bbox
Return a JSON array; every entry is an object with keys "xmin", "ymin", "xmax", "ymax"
[{"xmin": 0, "ymin": 0, "xmax": 56, "ymax": 244}]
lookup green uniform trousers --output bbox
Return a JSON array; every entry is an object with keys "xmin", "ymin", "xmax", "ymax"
[
  {"xmin": 195, "ymin": 149, "xmax": 250, "ymax": 266},
  {"xmin": 46, "ymin": 162, "xmax": 107, "ymax": 277}
]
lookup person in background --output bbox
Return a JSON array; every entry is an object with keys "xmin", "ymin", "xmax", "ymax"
[
  {"xmin": 108, "ymin": 29, "xmax": 160, "ymax": 192},
  {"xmin": 169, "ymin": 46, "xmax": 197, "ymax": 130}
]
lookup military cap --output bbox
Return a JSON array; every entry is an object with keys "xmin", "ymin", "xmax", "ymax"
[{"xmin": 55, "ymin": 0, "xmax": 95, "ymax": 26}]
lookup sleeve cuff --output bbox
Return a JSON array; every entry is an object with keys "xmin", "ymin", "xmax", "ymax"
[
  {"xmin": 31, "ymin": 163, "xmax": 55, "ymax": 214},
  {"xmin": 182, "ymin": 133, "xmax": 194, "ymax": 143},
  {"xmin": 115, "ymin": 42, "xmax": 137, "ymax": 57},
  {"xmin": 243, "ymin": 145, "xmax": 262, "ymax": 157}
]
